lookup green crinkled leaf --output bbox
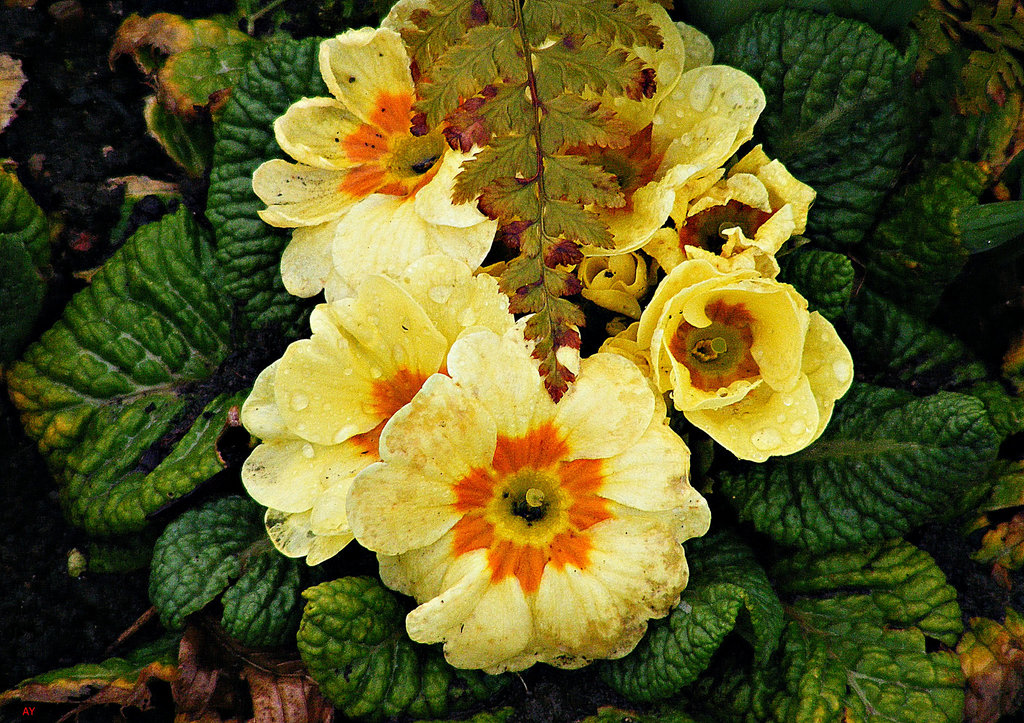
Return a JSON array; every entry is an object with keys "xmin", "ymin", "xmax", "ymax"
[
  {"xmin": 861, "ymin": 161, "xmax": 988, "ymax": 315},
  {"xmin": 847, "ymin": 289, "xmax": 988, "ymax": 391},
  {"xmin": 776, "ymin": 246, "xmax": 853, "ymax": 323},
  {"xmin": 207, "ymin": 37, "xmax": 326, "ymax": 334},
  {"xmin": 149, "ymin": 495, "xmax": 304, "ymax": 648},
  {"xmin": 684, "ymin": 0, "xmax": 925, "ymax": 36},
  {"xmin": 685, "ymin": 541, "xmax": 964, "ymax": 723},
  {"xmin": 719, "ymin": 382, "xmax": 1002, "ymax": 552},
  {"xmin": 600, "ymin": 531, "xmax": 783, "ymax": 703},
  {"xmin": 413, "ymin": 708, "xmax": 515, "ymax": 723},
  {"xmin": 768, "ymin": 541, "xmax": 964, "ymax": 722},
  {"xmin": 6, "ymin": 207, "xmax": 235, "ymax": 535},
  {"xmin": 715, "ymin": 9, "xmax": 915, "ymax": 248},
  {"xmin": 86, "ymin": 529, "xmax": 159, "ymax": 574},
  {"xmin": 298, "ymin": 577, "xmax": 507, "ymax": 721},
  {"xmin": 0, "ymin": 169, "xmax": 49, "ymax": 362},
  {"xmin": 968, "ymin": 380, "xmax": 1024, "ymax": 439},
  {"xmin": 580, "ymin": 706, "xmax": 701, "ymax": 723}
]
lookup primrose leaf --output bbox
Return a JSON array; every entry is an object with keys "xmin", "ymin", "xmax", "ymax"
[
  {"xmin": 298, "ymin": 577, "xmax": 508, "ymax": 721},
  {"xmin": 847, "ymin": 290, "xmax": 988, "ymax": 392},
  {"xmin": 968, "ymin": 380, "xmax": 1024, "ymax": 439},
  {"xmin": 860, "ymin": 160, "xmax": 989, "ymax": 315},
  {"xmin": 143, "ymin": 95, "xmax": 213, "ymax": 178},
  {"xmin": 719, "ymin": 383, "xmax": 1002, "ymax": 552},
  {"xmin": 769, "ymin": 541, "xmax": 965, "ymax": 721},
  {"xmin": 0, "ymin": 169, "xmax": 49, "ymax": 363},
  {"xmin": 6, "ymin": 208, "xmax": 236, "ymax": 535},
  {"xmin": 600, "ymin": 531, "xmax": 783, "ymax": 703},
  {"xmin": 0, "ymin": 635, "xmax": 178, "ymax": 710},
  {"xmin": 149, "ymin": 496, "xmax": 305, "ymax": 648},
  {"xmin": 715, "ymin": 9, "xmax": 915, "ymax": 248},
  {"xmin": 207, "ymin": 37, "xmax": 326, "ymax": 335},
  {"xmin": 775, "ymin": 246, "xmax": 853, "ymax": 323}
]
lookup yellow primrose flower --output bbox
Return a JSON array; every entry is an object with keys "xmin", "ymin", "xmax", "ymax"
[
  {"xmin": 251, "ymin": 28, "xmax": 496, "ymax": 299},
  {"xmin": 347, "ymin": 330, "xmax": 710, "ymax": 673},
  {"xmin": 645, "ymin": 145, "xmax": 815, "ymax": 274},
  {"xmin": 636, "ymin": 257, "xmax": 853, "ymax": 462},
  {"xmin": 240, "ymin": 256, "xmax": 514, "ymax": 564},
  {"xmin": 577, "ymin": 24, "xmax": 766, "ymax": 256},
  {"xmin": 579, "ymin": 253, "xmax": 652, "ymax": 318},
  {"xmin": 599, "ymin": 321, "xmax": 653, "ymax": 379}
]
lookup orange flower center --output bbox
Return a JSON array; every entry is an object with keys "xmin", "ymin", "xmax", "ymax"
[
  {"xmin": 338, "ymin": 90, "xmax": 446, "ymax": 199},
  {"xmin": 668, "ymin": 300, "xmax": 761, "ymax": 391},
  {"xmin": 450, "ymin": 421, "xmax": 611, "ymax": 595},
  {"xmin": 678, "ymin": 200, "xmax": 774, "ymax": 253}
]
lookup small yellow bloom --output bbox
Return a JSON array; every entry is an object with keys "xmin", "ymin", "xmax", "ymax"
[
  {"xmin": 347, "ymin": 330, "xmax": 710, "ymax": 673},
  {"xmin": 579, "ymin": 21, "xmax": 766, "ymax": 256},
  {"xmin": 251, "ymin": 28, "xmax": 496, "ymax": 299},
  {"xmin": 579, "ymin": 253, "xmax": 652, "ymax": 318},
  {"xmin": 599, "ymin": 321, "xmax": 653, "ymax": 379},
  {"xmin": 646, "ymin": 145, "xmax": 815, "ymax": 275},
  {"xmin": 636, "ymin": 257, "xmax": 853, "ymax": 461},
  {"xmin": 240, "ymin": 256, "xmax": 514, "ymax": 564}
]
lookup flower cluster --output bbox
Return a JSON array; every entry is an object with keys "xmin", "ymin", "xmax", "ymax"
[{"xmin": 241, "ymin": 6, "xmax": 852, "ymax": 673}]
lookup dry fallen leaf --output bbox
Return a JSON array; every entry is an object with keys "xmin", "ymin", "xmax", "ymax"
[
  {"xmin": 959, "ymin": 610, "xmax": 1024, "ymax": 723},
  {"xmin": 0, "ymin": 53, "xmax": 27, "ymax": 133}
]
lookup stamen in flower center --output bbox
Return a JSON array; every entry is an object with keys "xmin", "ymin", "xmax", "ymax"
[{"xmin": 692, "ymin": 336, "xmax": 728, "ymax": 361}]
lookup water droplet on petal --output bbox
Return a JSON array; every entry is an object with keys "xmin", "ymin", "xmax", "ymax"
[
  {"xmin": 291, "ymin": 393, "xmax": 309, "ymax": 411},
  {"xmin": 458, "ymin": 308, "xmax": 476, "ymax": 326},
  {"xmin": 343, "ymin": 367, "xmax": 354, "ymax": 376},
  {"xmin": 393, "ymin": 345, "xmax": 407, "ymax": 365},
  {"xmin": 689, "ymin": 75, "xmax": 714, "ymax": 112},
  {"xmin": 428, "ymin": 285, "xmax": 452, "ymax": 304},
  {"xmin": 832, "ymin": 360, "xmax": 852, "ymax": 383},
  {"xmin": 370, "ymin": 366, "xmax": 383, "ymax": 379},
  {"xmin": 789, "ymin": 420, "xmax": 807, "ymax": 436},
  {"xmin": 781, "ymin": 395, "xmax": 794, "ymax": 407},
  {"xmin": 751, "ymin": 427, "xmax": 782, "ymax": 451},
  {"xmin": 776, "ymin": 413, "xmax": 787, "ymax": 423},
  {"xmin": 302, "ymin": 443, "xmax": 315, "ymax": 459}
]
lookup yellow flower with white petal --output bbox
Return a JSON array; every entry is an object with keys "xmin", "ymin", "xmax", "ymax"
[
  {"xmin": 347, "ymin": 330, "xmax": 710, "ymax": 673},
  {"xmin": 636, "ymin": 257, "xmax": 852, "ymax": 462},
  {"xmin": 251, "ymin": 28, "xmax": 497, "ymax": 300},
  {"xmin": 645, "ymin": 145, "xmax": 815, "ymax": 275},
  {"xmin": 240, "ymin": 256, "xmax": 514, "ymax": 565},
  {"xmin": 579, "ymin": 252, "xmax": 652, "ymax": 318}
]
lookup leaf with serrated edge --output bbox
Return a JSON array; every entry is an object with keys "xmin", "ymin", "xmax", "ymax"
[
  {"xmin": 7, "ymin": 208, "xmax": 233, "ymax": 535},
  {"xmin": 0, "ymin": 169, "xmax": 49, "ymax": 362},
  {"xmin": 533, "ymin": 41, "xmax": 646, "ymax": 102},
  {"xmin": 149, "ymin": 496, "xmax": 305, "ymax": 647},
  {"xmin": 298, "ymin": 577, "xmax": 507, "ymax": 721},
  {"xmin": 523, "ymin": 0, "xmax": 663, "ymax": 48},
  {"xmin": 207, "ymin": 37, "xmax": 325, "ymax": 334},
  {"xmin": 454, "ymin": 134, "xmax": 537, "ymax": 205},
  {"xmin": 600, "ymin": 531, "xmax": 783, "ymax": 703},
  {"xmin": 719, "ymin": 383, "xmax": 1002, "ymax": 552},
  {"xmin": 716, "ymin": 9, "xmax": 915, "ymax": 248}
]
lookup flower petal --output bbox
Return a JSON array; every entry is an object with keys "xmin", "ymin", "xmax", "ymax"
[
  {"xmin": 657, "ymin": 65, "xmax": 766, "ymax": 171},
  {"xmin": 279, "ymin": 220, "xmax": 339, "ymax": 298},
  {"xmin": 306, "ymin": 533, "xmax": 354, "ymax": 566},
  {"xmin": 242, "ymin": 437, "xmax": 373, "ymax": 513},
  {"xmin": 598, "ymin": 421, "xmax": 694, "ymax": 512},
  {"xmin": 241, "ymin": 361, "xmax": 288, "ymax": 440},
  {"xmin": 585, "ymin": 515, "xmax": 691, "ymax": 620},
  {"xmin": 686, "ymin": 373, "xmax": 821, "ymax": 462},
  {"xmin": 273, "ymin": 97, "xmax": 363, "ymax": 170},
  {"xmin": 801, "ymin": 312, "xmax": 854, "ymax": 437},
  {"xmin": 414, "ymin": 150, "xmax": 495, "ymax": 229},
  {"xmin": 332, "ymin": 194, "xmax": 492, "ymax": 298},
  {"xmin": 275, "ymin": 286, "xmax": 446, "ymax": 445},
  {"xmin": 253, "ymin": 159, "xmax": 354, "ymax": 227},
  {"xmin": 445, "ymin": 330, "xmax": 556, "ymax": 439},
  {"xmin": 430, "ymin": 575, "xmax": 536, "ymax": 673},
  {"xmin": 405, "ymin": 550, "xmax": 491, "ymax": 643},
  {"xmin": 347, "ymin": 460, "xmax": 460, "ymax": 555},
  {"xmin": 264, "ymin": 508, "xmax": 315, "ymax": 559},
  {"xmin": 319, "ymin": 28, "xmax": 414, "ymax": 127},
  {"xmin": 379, "ymin": 373, "xmax": 498, "ymax": 478},
  {"xmin": 554, "ymin": 353, "xmax": 655, "ymax": 460},
  {"xmin": 397, "ymin": 255, "xmax": 513, "ymax": 344},
  {"xmin": 534, "ymin": 564, "xmax": 638, "ymax": 660}
]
